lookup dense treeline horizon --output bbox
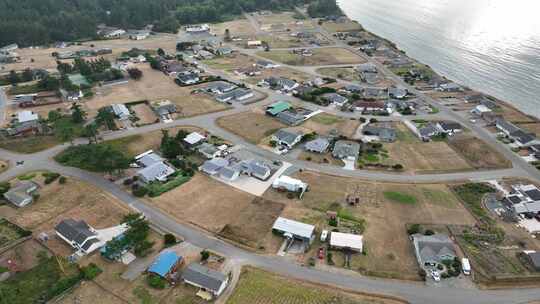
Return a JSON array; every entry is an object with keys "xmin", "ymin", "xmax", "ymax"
[{"xmin": 0, "ymin": 0, "xmax": 315, "ymax": 47}]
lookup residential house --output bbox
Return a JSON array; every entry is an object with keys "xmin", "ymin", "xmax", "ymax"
[
  {"xmin": 341, "ymin": 84, "xmax": 363, "ymax": 94},
  {"xmin": 362, "ymin": 126, "xmax": 396, "ymax": 142},
  {"xmin": 234, "ymin": 66, "xmax": 261, "ymax": 77},
  {"xmin": 16, "ymin": 110, "xmax": 39, "ymax": 125},
  {"xmin": 329, "ymin": 232, "xmax": 363, "ymax": 253},
  {"xmin": 185, "ymin": 24, "xmax": 210, "ymax": 34},
  {"xmin": 272, "ymin": 217, "xmax": 315, "ymax": 245},
  {"xmin": 261, "ymin": 77, "xmax": 299, "ymax": 92},
  {"xmin": 198, "ymin": 143, "xmax": 220, "ymax": 159},
  {"xmin": 305, "ymin": 137, "xmax": 330, "ymax": 153},
  {"xmin": 524, "ymin": 251, "xmax": 540, "ymax": 271},
  {"xmin": 182, "ymin": 263, "xmax": 229, "ymax": 298},
  {"xmin": 256, "ymin": 60, "xmax": 280, "ymax": 69},
  {"xmin": 412, "ymin": 233, "xmax": 457, "ymax": 267},
  {"xmin": 215, "ymin": 47, "xmax": 233, "ymax": 56},
  {"xmin": 471, "ymin": 104, "xmax": 492, "ymax": 116},
  {"xmin": 332, "ymin": 140, "xmax": 360, "ymax": 160},
  {"xmin": 152, "ymin": 100, "xmax": 177, "ymax": 120},
  {"xmin": 353, "ymin": 101, "xmax": 387, "ymax": 114},
  {"xmin": 247, "ymin": 40, "xmax": 263, "ymax": 48},
  {"xmin": 276, "ymin": 109, "xmax": 307, "ymax": 126},
  {"xmin": 496, "ymin": 119, "xmax": 539, "ymax": 147},
  {"xmin": 200, "ymin": 158, "xmax": 229, "ymax": 176},
  {"xmin": 55, "ymin": 219, "xmax": 101, "ymax": 254},
  {"xmin": 205, "ymin": 81, "xmax": 237, "ymax": 95},
  {"xmin": 356, "ymin": 63, "xmax": 379, "ymax": 84},
  {"xmin": 418, "ymin": 123, "xmax": 440, "ymax": 141},
  {"xmin": 197, "ymin": 50, "xmax": 215, "ymax": 60},
  {"xmin": 184, "ymin": 132, "xmax": 206, "ymax": 147},
  {"xmin": 215, "ymin": 88, "xmax": 254, "ymax": 103},
  {"xmin": 266, "ymin": 101, "xmax": 292, "ymax": 116},
  {"xmin": 388, "ymin": 87, "xmax": 408, "ymax": 99},
  {"xmin": 272, "ymin": 129, "xmax": 303, "ymax": 149},
  {"xmin": 148, "ymin": 251, "xmax": 184, "ymax": 281},
  {"xmin": 128, "ymin": 30, "xmax": 150, "ymax": 40},
  {"xmin": 0, "ymin": 43, "xmax": 18, "ymax": 53},
  {"xmin": 97, "ymin": 27, "xmax": 126, "ymax": 38},
  {"xmin": 135, "ymin": 151, "xmax": 175, "ymax": 183},
  {"xmin": 362, "ymin": 87, "xmax": 387, "ymax": 100},
  {"xmin": 240, "ymin": 160, "xmax": 272, "ymax": 181},
  {"xmin": 218, "ymin": 166, "xmax": 240, "ymax": 181},
  {"xmin": 438, "ymin": 83, "xmax": 463, "ymax": 92},
  {"xmin": 496, "ymin": 119, "xmax": 521, "ymax": 136},
  {"xmin": 111, "ymin": 104, "xmax": 130, "ymax": 121},
  {"xmin": 502, "ymin": 184, "xmax": 540, "ymax": 215},
  {"xmin": 3, "ymin": 181, "xmax": 39, "ymax": 207},
  {"xmin": 437, "ymin": 121, "xmax": 462, "ymax": 135},
  {"xmin": 322, "ymin": 93, "xmax": 349, "ymax": 106},
  {"xmin": 177, "ymin": 73, "xmax": 200, "ymax": 85}
]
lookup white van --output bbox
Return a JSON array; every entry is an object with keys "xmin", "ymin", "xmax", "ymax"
[
  {"xmin": 320, "ymin": 230, "xmax": 328, "ymax": 242},
  {"xmin": 462, "ymin": 258, "xmax": 471, "ymax": 275}
]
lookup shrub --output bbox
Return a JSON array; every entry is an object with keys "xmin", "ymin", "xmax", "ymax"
[
  {"xmin": 81, "ymin": 263, "xmax": 102, "ymax": 280},
  {"xmin": 0, "ymin": 182, "xmax": 10, "ymax": 195},
  {"xmin": 133, "ymin": 187, "xmax": 148, "ymax": 197},
  {"xmin": 43, "ymin": 172, "xmax": 60, "ymax": 184},
  {"xmin": 328, "ymin": 217, "xmax": 338, "ymax": 227},
  {"xmin": 392, "ymin": 164, "xmax": 404, "ymax": 170},
  {"xmin": 58, "ymin": 176, "xmax": 67, "ymax": 184},
  {"xmin": 147, "ymin": 274, "xmax": 167, "ymax": 289},
  {"xmin": 407, "ymin": 224, "xmax": 422, "ymax": 235},
  {"xmin": 326, "ymin": 252, "xmax": 334, "ymax": 265},
  {"xmin": 200, "ymin": 250, "xmax": 210, "ymax": 261},
  {"xmin": 424, "ymin": 229, "xmax": 435, "ymax": 236},
  {"xmin": 164, "ymin": 233, "xmax": 176, "ymax": 246}
]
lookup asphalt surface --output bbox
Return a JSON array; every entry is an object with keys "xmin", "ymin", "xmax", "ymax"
[{"xmin": 1, "ymin": 18, "xmax": 540, "ymax": 304}]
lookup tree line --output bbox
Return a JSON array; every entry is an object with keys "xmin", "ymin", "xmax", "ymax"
[{"xmin": 0, "ymin": 0, "xmax": 311, "ymax": 47}]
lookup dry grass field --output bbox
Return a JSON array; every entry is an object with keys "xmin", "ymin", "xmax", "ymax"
[
  {"xmin": 210, "ymin": 18, "xmax": 257, "ymax": 37},
  {"xmin": 1, "ymin": 34, "xmax": 177, "ymax": 72},
  {"xmin": 303, "ymin": 113, "xmax": 360, "ymax": 138},
  {"xmin": 0, "ymin": 136, "xmax": 60, "ymax": 154},
  {"xmin": 228, "ymin": 267, "xmax": 406, "ymax": 304},
  {"xmin": 447, "ymin": 135, "xmax": 511, "ymax": 170},
  {"xmin": 147, "ymin": 173, "xmax": 284, "ymax": 250},
  {"xmin": 130, "ymin": 103, "xmax": 157, "ymax": 125},
  {"xmin": 321, "ymin": 20, "xmax": 363, "ymax": 33},
  {"xmin": 254, "ymin": 12, "xmax": 316, "ymax": 31},
  {"xmin": 264, "ymin": 171, "xmax": 476, "ymax": 280},
  {"xmin": 217, "ymin": 111, "xmax": 286, "ymax": 144},
  {"xmin": 298, "ymin": 151, "xmax": 345, "ymax": 167},
  {"xmin": 203, "ymin": 53, "xmax": 312, "ymax": 84},
  {"xmin": 317, "ymin": 66, "xmax": 361, "ymax": 81},
  {"xmin": 517, "ymin": 122, "xmax": 540, "ymax": 137},
  {"xmin": 86, "ymin": 65, "xmax": 228, "ymax": 118},
  {"xmin": 257, "ymin": 47, "xmax": 366, "ymax": 66}
]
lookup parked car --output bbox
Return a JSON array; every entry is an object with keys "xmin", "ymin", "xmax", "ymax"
[
  {"xmin": 431, "ymin": 270, "xmax": 441, "ymax": 282},
  {"xmin": 320, "ymin": 230, "xmax": 328, "ymax": 242},
  {"xmin": 462, "ymin": 258, "xmax": 471, "ymax": 275}
]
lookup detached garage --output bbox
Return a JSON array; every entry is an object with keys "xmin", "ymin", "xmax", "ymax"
[
  {"xmin": 329, "ymin": 232, "xmax": 363, "ymax": 253},
  {"xmin": 272, "ymin": 217, "xmax": 315, "ymax": 245}
]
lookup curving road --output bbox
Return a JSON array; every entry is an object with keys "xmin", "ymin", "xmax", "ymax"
[{"xmin": 1, "ymin": 16, "xmax": 540, "ymax": 304}]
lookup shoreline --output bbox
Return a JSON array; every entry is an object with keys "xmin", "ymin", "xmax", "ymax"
[{"xmin": 338, "ymin": 6, "xmax": 540, "ymax": 122}]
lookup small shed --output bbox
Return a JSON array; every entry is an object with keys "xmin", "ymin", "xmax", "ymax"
[
  {"xmin": 330, "ymin": 232, "xmax": 363, "ymax": 253},
  {"xmin": 272, "ymin": 217, "xmax": 315, "ymax": 244}
]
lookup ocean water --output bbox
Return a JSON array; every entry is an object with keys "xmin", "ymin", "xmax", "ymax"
[{"xmin": 338, "ymin": 0, "xmax": 540, "ymax": 117}]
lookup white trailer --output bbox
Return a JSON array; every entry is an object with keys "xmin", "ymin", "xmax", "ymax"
[{"xmin": 272, "ymin": 175, "xmax": 308, "ymax": 198}]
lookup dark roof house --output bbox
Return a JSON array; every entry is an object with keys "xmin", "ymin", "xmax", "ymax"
[
  {"xmin": 55, "ymin": 219, "xmax": 100, "ymax": 254},
  {"xmin": 182, "ymin": 263, "xmax": 229, "ymax": 297}
]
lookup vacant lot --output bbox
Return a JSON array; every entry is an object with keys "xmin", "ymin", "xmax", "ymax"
[
  {"xmin": 383, "ymin": 124, "xmax": 473, "ymax": 174},
  {"xmin": 303, "ymin": 113, "xmax": 360, "ymax": 138},
  {"xmin": 203, "ymin": 53, "xmax": 312, "ymax": 84},
  {"xmin": 130, "ymin": 103, "xmax": 157, "ymax": 125},
  {"xmin": 265, "ymin": 171, "xmax": 476, "ymax": 280},
  {"xmin": 321, "ymin": 20, "xmax": 363, "ymax": 33},
  {"xmin": 448, "ymin": 135, "xmax": 511, "ymax": 170},
  {"xmin": 0, "ymin": 135, "xmax": 60, "ymax": 154},
  {"xmin": 516, "ymin": 122, "xmax": 540, "ymax": 137},
  {"xmin": 210, "ymin": 18, "xmax": 257, "ymax": 37},
  {"xmin": 87, "ymin": 65, "xmax": 228, "ymax": 118},
  {"xmin": 228, "ymin": 267, "xmax": 406, "ymax": 304},
  {"xmin": 217, "ymin": 111, "xmax": 286, "ymax": 144},
  {"xmin": 148, "ymin": 173, "xmax": 284, "ymax": 250},
  {"xmin": 255, "ymin": 12, "xmax": 316, "ymax": 31},
  {"xmin": 298, "ymin": 151, "xmax": 344, "ymax": 167},
  {"xmin": 257, "ymin": 47, "xmax": 366, "ymax": 66},
  {"xmin": 317, "ymin": 66, "xmax": 361, "ymax": 81}
]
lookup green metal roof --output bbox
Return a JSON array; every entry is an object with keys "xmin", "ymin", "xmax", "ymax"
[{"xmin": 266, "ymin": 101, "xmax": 292, "ymax": 116}]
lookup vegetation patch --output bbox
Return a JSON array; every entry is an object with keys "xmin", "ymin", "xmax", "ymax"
[
  {"xmin": 146, "ymin": 173, "xmax": 192, "ymax": 197},
  {"xmin": 55, "ymin": 143, "xmax": 131, "ymax": 173},
  {"xmin": 383, "ymin": 191, "xmax": 417, "ymax": 205},
  {"xmin": 0, "ymin": 219, "xmax": 32, "ymax": 248}
]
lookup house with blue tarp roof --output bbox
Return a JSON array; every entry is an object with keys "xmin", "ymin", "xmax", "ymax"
[{"xmin": 148, "ymin": 250, "xmax": 184, "ymax": 281}]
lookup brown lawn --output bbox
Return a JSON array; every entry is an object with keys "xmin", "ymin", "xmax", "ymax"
[
  {"xmin": 321, "ymin": 20, "xmax": 363, "ymax": 33},
  {"xmin": 130, "ymin": 103, "xmax": 158, "ymax": 125},
  {"xmin": 302, "ymin": 113, "xmax": 360, "ymax": 138},
  {"xmin": 147, "ymin": 173, "xmax": 284, "ymax": 251},
  {"xmin": 447, "ymin": 135, "xmax": 511, "ymax": 170},
  {"xmin": 217, "ymin": 111, "xmax": 286, "ymax": 144},
  {"xmin": 257, "ymin": 47, "xmax": 366, "ymax": 66}
]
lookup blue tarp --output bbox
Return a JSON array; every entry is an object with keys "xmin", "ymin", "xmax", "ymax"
[{"xmin": 148, "ymin": 251, "xmax": 182, "ymax": 278}]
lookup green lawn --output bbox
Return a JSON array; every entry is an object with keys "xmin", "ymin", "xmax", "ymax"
[
  {"xmin": 7, "ymin": 83, "xmax": 45, "ymax": 95},
  {"xmin": 421, "ymin": 188, "xmax": 458, "ymax": 209},
  {"xmin": 104, "ymin": 135, "xmax": 144, "ymax": 158},
  {"xmin": 0, "ymin": 256, "xmax": 81, "ymax": 304},
  {"xmin": 147, "ymin": 173, "xmax": 191, "ymax": 197},
  {"xmin": 452, "ymin": 183, "xmax": 495, "ymax": 224},
  {"xmin": 383, "ymin": 191, "xmax": 418, "ymax": 205},
  {"xmin": 227, "ymin": 267, "xmax": 381, "ymax": 304},
  {"xmin": 310, "ymin": 113, "xmax": 343, "ymax": 125}
]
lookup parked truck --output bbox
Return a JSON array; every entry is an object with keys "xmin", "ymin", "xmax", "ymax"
[{"xmin": 462, "ymin": 258, "xmax": 471, "ymax": 275}]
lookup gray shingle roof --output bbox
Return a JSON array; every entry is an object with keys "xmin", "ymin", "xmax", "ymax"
[
  {"xmin": 182, "ymin": 263, "xmax": 227, "ymax": 293},
  {"xmin": 274, "ymin": 129, "xmax": 302, "ymax": 147},
  {"xmin": 55, "ymin": 219, "xmax": 96, "ymax": 246},
  {"xmin": 3, "ymin": 181, "xmax": 39, "ymax": 207},
  {"xmin": 332, "ymin": 140, "xmax": 360, "ymax": 159},
  {"xmin": 305, "ymin": 137, "xmax": 330, "ymax": 153},
  {"xmin": 413, "ymin": 234, "xmax": 456, "ymax": 265}
]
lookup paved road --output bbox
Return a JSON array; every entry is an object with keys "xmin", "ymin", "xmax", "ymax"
[{"xmin": 1, "ymin": 18, "xmax": 540, "ymax": 304}]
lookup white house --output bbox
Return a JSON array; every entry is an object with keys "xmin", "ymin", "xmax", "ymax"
[
  {"xmin": 184, "ymin": 132, "xmax": 206, "ymax": 146},
  {"xmin": 471, "ymin": 104, "xmax": 492, "ymax": 116},
  {"xmin": 55, "ymin": 219, "xmax": 101, "ymax": 255}
]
